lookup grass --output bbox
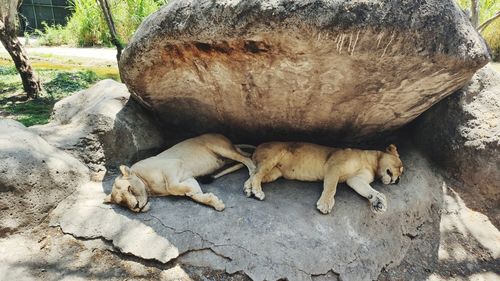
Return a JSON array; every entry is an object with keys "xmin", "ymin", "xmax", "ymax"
[{"xmin": 0, "ymin": 55, "xmax": 119, "ymax": 127}]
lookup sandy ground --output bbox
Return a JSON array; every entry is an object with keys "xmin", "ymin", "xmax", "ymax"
[{"xmin": 0, "ymin": 37, "xmax": 117, "ymax": 62}]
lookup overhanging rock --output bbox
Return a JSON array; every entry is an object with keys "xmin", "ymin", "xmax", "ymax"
[{"xmin": 119, "ymin": 0, "xmax": 490, "ymax": 141}]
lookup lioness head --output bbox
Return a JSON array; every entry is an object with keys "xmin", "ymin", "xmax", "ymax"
[
  {"xmin": 103, "ymin": 165, "xmax": 151, "ymax": 212},
  {"xmin": 377, "ymin": 144, "xmax": 404, "ymax": 185}
]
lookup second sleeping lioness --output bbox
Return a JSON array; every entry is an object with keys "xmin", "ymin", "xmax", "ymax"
[{"xmin": 244, "ymin": 142, "xmax": 404, "ymax": 214}]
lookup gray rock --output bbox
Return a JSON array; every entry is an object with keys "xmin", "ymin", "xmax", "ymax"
[
  {"xmin": 31, "ymin": 79, "xmax": 164, "ymax": 176},
  {"xmin": 414, "ymin": 65, "xmax": 499, "ymax": 222},
  {"xmin": 0, "ymin": 120, "xmax": 89, "ymax": 233},
  {"xmin": 50, "ymin": 146, "xmax": 442, "ymax": 281},
  {"xmin": 120, "ymin": 0, "xmax": 489, "ymax": 142}
]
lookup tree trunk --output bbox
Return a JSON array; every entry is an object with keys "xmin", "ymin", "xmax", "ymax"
[
  {"xmin": 0, "ymin": 29, "xmax": 42, "ymax": 99},
  {"xmin": 97, "ymin": 0, "xmax": 123, "ymax": 62},
  {"xmin": 470, "ymin": 0, "xmax": 479, "ymax": 28}
]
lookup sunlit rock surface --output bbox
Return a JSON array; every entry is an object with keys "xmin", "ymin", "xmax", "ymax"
[{"xmin": 120, "ymin": 0, "xmax": 489, "ymax": 142}]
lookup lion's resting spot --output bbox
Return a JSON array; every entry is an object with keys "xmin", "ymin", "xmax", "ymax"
[{"xmin": 50, "ymin": 146, "xmax": 442, "ymax": 281}]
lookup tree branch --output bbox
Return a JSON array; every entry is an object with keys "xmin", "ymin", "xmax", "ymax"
[
  {"xmin": 470, "ymin": 0, "xmax": 479, "ymax": 28},
  {"xmin": 97, "ymin": 0, "xmax": 123, "ymax": 62},
  {"xmin": 478, "ymin": 11, "xmax": 500, "ymax": 32}
]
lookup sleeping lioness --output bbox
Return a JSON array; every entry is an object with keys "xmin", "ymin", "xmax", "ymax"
[
  {"xmin": 104, "ymin": 134, "xmax": 256, "ymax": 212},
  {"xmin": 244, "ymin": 142, "xmax": 403, "ymax": 214}
]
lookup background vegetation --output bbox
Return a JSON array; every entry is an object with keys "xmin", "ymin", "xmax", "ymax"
[
  {"xmin": 456, "ymin": 0, "xmax": 500, "ymax": 61},
  {"xmin": 35, "ymin": 0, "xmax": 498, "ymax": 60},
  {"xmin": 37, "ymin": 0, "xmax": 168, "ymax": 47},
  {"xmin": 0, "ymin": 56, "xmax": 118, "ymax": 126}
]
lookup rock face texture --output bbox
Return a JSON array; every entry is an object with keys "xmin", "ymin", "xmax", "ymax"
[
  {"xmin": 51, "ymin": 147, "xmax": 443, "ymax": 281},
  {"xmin": 32, "ymin": 79, "xmax": 164, "ymax": 175},
  {"xmin": 120, "ymin": 0, "xmax": 490, "ymax": 141},
  {"xmin": 0, "ymin": 120, "xmax": 89, "ymax": 233},
  {"xmin": 414, "ymin": 65, "xmax": 499, "ymax": 218}
]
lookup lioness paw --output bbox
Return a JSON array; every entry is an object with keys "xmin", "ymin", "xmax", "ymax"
[
  {"xmin": 253, "ymin": 190, "xmax": 266, "ymax": 201},
  {"xmin": 244, "ymin": 179, "xmax": 252, "ymax": 197},
  {"xmin": 316, "ymin": 199, "xmax": 335, "ymax": 214},
  {"xmin": 370, "ymin": 193, "xmax": 387, "ymax": 214},
  {"xmin": 213, "ymin": 201, "xmax": 225, "ymax": 211}
]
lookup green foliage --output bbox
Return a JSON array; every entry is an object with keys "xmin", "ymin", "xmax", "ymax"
[
  {"xmin": 0, "ymin": 66, "xmax": 22, "ymax": 95},
  {"xmin": 44, "ymin": 70, "xmax": 98, "ymax": 98},
  {"xmin": 0, "ymin": 65, "xmax": 17, "ymax": 75},
  {"xmin": 0, "ymin": 62, "xmax": 116, "ymax": 126},
  {"xmin": 456, "ymin": 0, "xmax": 500, "ymax": 61},
  {"xmin": 481, "ymin": 19, "xmax": 500, "ymax": 61},
  {"xmin": 66, "ymin": 0, "xmax": 109, "ymax": 46},
  {"xmin": 35, "ymin": 22, "xmax": 73, "ymax": 46},
  {"xmin": 114, "ymin": 0, "xmax": 163, "ymax": 42},
  {"xmin": 3, "ymin": 99, "xmax": 54, "ymax": 127},
  {"xmin": 36, "ymin": 0, "xmax": 167, "ymax": 47}
]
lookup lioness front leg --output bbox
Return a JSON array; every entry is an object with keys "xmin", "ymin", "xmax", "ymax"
[
  {"xmin": 174, "ymin": 178, "xmax": 225, "ymax": 211},
  {"xmin": 316, "ymin": 173, "xmax": 339, "ymax": 214},
  {"xmin": 346, "ymin": 176, "xmax": 387, "ymax": 214}
]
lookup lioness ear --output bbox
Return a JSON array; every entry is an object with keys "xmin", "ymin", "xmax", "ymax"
[
  {"xmin": 119, "ymin": 165, "xmax": 131, "ymax": 176},
  {"xmin": 386, "ymin": 144, "xmax": 399, "ymax": 157},
  {"xmin": 103, "ymin": 194, "xmax": 113, "ymax": 204}
]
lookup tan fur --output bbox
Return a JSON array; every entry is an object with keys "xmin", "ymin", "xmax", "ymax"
[
  {"xmin": 244, "ymin": 142, "xmax": 403, "ymax": 214},
  {"xmin": 104, "ymin": 134, "xmax": 256, "ymax": 212}
]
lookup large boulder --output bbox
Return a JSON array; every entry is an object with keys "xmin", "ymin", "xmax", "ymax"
[
  {"xmin": 0, "ymin": 120, "xmax": 89, "ymax": 234},
  {"xmin": 51, "ymin": 146, "xmax": 442, "ymax": 281},
  {"xmin": 32, "ymin": 79, "xmax": 165, "ymax": 177},
  {"xmin": 120, "ymin": 0, "xmax": 489, "ymax": 142},
  {"xmin": 414, "ymin": 65, "xmax": 499, "ymax": 224}
]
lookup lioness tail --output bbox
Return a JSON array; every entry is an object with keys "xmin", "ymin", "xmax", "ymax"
[
  {"xmin": 197, "ymin": 163, "xmax": 245, "ymax": 184},
  {"xmin": 235, "ymin": 144, "xmax": 257, "ymax": 157}
]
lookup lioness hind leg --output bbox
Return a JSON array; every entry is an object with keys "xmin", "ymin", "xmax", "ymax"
[
  {"xmin": 210, "ymin": 144, "xmax": 256, "ymax": 176},
  {"xmin": 250, "ymin": 164, "xmax": 279, "ymax": 200},
  {"xmin": 247, "ymin": 167, "xmax": 281, "ymax": 199},
  {"xmin": 346, "ymin": 176, "xmax": 387, "ymax": 214},
  {"xmin": 262, "ymin": 168, "xmax": 282, "ymax": 183},
  {"xmin": 176, "ymin": 178, "xmax": 225, "ymax": 211}
]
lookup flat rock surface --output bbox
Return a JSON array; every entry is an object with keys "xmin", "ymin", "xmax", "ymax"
[
  {"xmin": 51, "ymin": 147, "xmax": 442, "ymax": 281},
  {"xmin": 0, "ymin": 119, "xmax": 89, "ymax": 234},
  {"xmin": 120, "ymin": 0, "xmax": 489, "ymax": 142}
]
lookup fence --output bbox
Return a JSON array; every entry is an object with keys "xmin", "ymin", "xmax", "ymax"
[{"xmin": 18, "ymin": 0, "xmax": 72, "ymax": 33}]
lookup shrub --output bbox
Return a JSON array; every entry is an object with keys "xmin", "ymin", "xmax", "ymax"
[
  {"xmin": 35, "ymin": 22, "xmax": 73, "ymax": 46},
  {"xmin": 114, "ymin": 0, "xmax": 162, "ymax": 42},
  {"xmin": 481, "ymin": 19, "xmax": 500, "ymax": 61},
  {"xmin": 66, "ymin": 0, "xmax": 109, "ymax": 46},
  {"xmin": 57, "ymin": 0, "xmax": 165, "ymax": 47},
  {"xmin": 456, "ymin": 0, "xmax": 500, "ymax": 61}
]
